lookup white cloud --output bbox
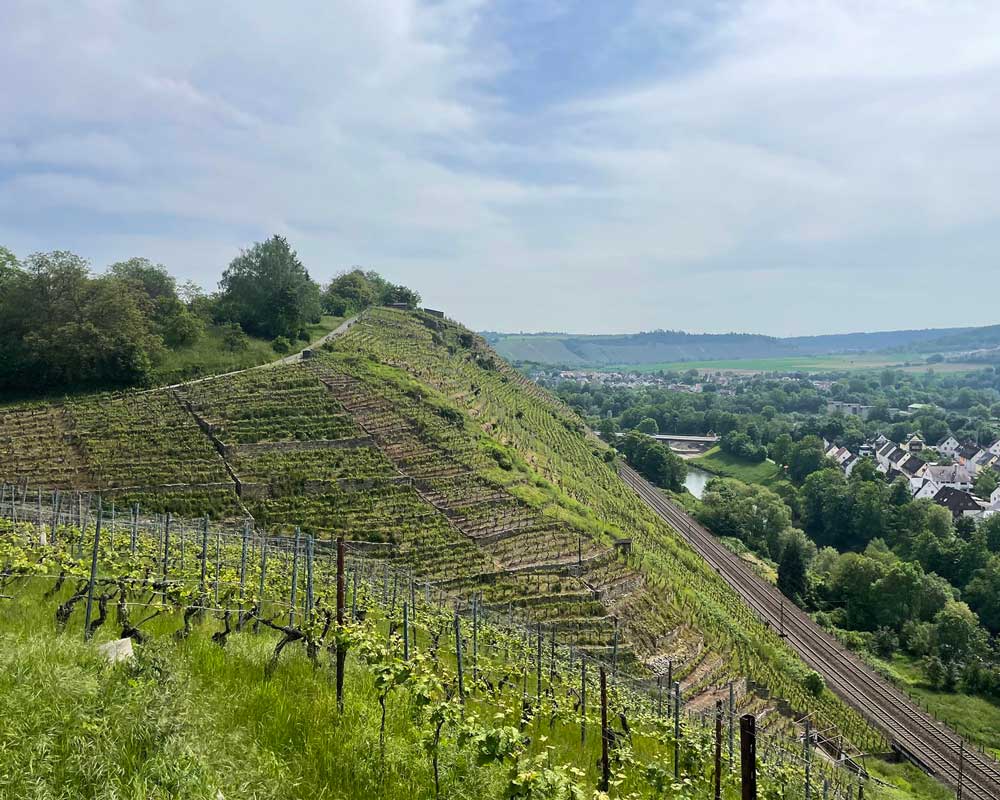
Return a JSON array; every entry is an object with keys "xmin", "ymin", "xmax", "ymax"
[{"xmin": 1, "ymin": 0, "xmax": 999, "ymax": 334}]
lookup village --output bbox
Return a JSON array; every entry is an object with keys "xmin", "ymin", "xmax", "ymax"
[{"xmin": 824, "ymin": 432, "xmax": 1000, "ymax": 520}]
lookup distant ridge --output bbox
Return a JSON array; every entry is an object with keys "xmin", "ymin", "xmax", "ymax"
[{"xmin": 484, "ymin": 323, "xmax": 997, "ymax": 367}]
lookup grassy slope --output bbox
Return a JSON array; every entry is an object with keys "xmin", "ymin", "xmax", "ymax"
[
  {"xmin": 0, "ymin": 587, "xmax": 550, "ymax": 800},
  {"xmin": 690, "ymin": 447, "xmax": 785, "ymax": 486},
  {"xmin": 871, "ymin": 653, "xmax": 1000, "ymax": 755},
  {"xmin": 0, "ymin": 565, "xmax": 944, "ymax": 800},
  {"xmin": 152, "ymin": 315, "xmax": 344, "ymax": 384}
]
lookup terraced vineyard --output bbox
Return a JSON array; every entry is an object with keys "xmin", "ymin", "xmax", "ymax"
[{"xmin": 0, "ymin": 307, "xmax": 885, "ymax": 764}]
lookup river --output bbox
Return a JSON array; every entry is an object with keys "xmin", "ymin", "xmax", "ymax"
[{"xmin": 682, "ymin": 465, "xmax": 714, "ymax": 499}]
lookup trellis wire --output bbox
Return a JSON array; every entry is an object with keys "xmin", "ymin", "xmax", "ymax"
[{"xmin": 0, "ymin": 486, "xmax": 875, "ymax": 799}]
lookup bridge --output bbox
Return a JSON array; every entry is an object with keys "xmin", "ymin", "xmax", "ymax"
[{"xmin": 649, "ymin": 433, "xmax": 719, "ymax": 445}]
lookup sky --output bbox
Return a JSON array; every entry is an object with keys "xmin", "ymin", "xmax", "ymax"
[{"xmin": 2, "ymin": 0, "xmax": 1000, "ymax": 336}]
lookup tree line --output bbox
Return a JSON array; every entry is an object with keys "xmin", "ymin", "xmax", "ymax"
[{"xmin": 0, "ymin": 238, "xmax": 420, "ymax": 393}]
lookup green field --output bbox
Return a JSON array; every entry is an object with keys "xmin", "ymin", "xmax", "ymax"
[
  {"xmin": 871, "ymin": 653, "xmax": 1000, "ymax": 755},
  {"xmin": 601, "ymin": 354, "xmax": 932, "ymax": 374},
  {"xmin": 152, "ymin": 315, "xmax": 344, "ymax": 384},
  {"xmin": 690, "ymin": 446, "xmax": 785, "ymax": 486}
]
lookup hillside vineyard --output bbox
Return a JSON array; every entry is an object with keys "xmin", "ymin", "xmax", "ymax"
[{"xmin": 0, "ymin": 308, "xmax": 880, "ymax": 750}]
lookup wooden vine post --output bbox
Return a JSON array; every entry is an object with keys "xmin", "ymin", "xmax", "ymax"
[
  {"xmin": 402, "ymin": 602, "xmax": 410, "ymax": 661},
  {"xmin": 740, "ymin": 713, "xmax": 757, "ymax": 800},
  {"xmin": 305, "ymin": 534, "xmax": 314, "ymax": 624},
  {"xmin": 580, "ymin": 658, "xmax": 587, "ymax": 745},
  {"xmin": 83, "ymin": 500, "xmax": 102, "ymax": 641},
  {"xmin": 804, "ymin": 719, "xmax": 812, "ymax": 800},
  {"xmin": 472, "ymin": 595, "xmax": 478, "ymax": 681},
  {"xmin": 199, "ymin": 515, "xmax": 209, "ymax": 600},
  {"xmin": 536, "ymin": 622, "xmax": 543, "ymax": 703},
  {"xmin": 598, "ymin": 666, "xmax": 610, "ymax": 792},
  {"xmin": 729, "ymin": 682, "xmax": 735, "ymax": 771},
  {"xmin": 254, "ymin": 535, "xmax": 268, "ymax": 633},
  {"xmin": 289, "ymin": 527, "xmax": 301, "ymax": 626},
  {"xmin": 336, "ymin": 537, "xmax": 346, "ymax": 712},
  {"xmin": 454, "ymin": 611, "xmax": 465, "ymax": 703},
  {"xmin": 160, "ymin": 511, "xmax": 172, "ymax": 603},
  {"xmin": 237, "ymin": 520, "xmax": 249, "ymax": 631},
  {"xmin": 673, "ymin": 681, "xmax": 681, "ymax": 778},
  {"xmin": 714, "ymin": 699, "xmax": 723, "ymax": 800}
]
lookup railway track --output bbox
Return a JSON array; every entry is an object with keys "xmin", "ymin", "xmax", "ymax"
[{"xmin": 619, "ymin": 463, "xmax": 1000, "ymax": 799}]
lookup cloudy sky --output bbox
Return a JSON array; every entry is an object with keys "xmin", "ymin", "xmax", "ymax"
[{"xmin": 3, "ymin": 1, "xmax": 999, "ymax": 335}]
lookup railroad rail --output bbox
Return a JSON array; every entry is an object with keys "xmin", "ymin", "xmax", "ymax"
[{"xmin": 619, "ymin": 462, "xmax": 1000, "ymax": 800}]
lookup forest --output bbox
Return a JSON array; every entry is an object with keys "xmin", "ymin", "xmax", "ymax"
[{"xmin": 0, "ymin": 240, "xmax": 419, "ymax": 394}]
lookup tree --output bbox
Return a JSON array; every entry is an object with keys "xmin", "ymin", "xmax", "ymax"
[
  {"xmin": 699, "ymin": 478, "xmax": 792, "ymax": 558},
  {"xmin": 965, "ymin": 557, "xmax": 1000, "ymax": 634},
  {"xmin": 982, "ymin": 514, "xmax": 1000, "ymax": 553},
  {"xmin": 848, "ymin": 481, "xmax": 887, "ymax": 550},
  {"xmin": 636, "ymin": 417, "xmax": 659, "ymax": 435},
  {"xmin": 217, "ymin": 236, "xmax": 321, "ymax": 339},
  {"xmin": 322, "ymin": 268, "xmax": 421, "ymax": 315},
  {"xmin": 616, "ymin": 430, "xmax": 686, "ymax": 491},
  {"xmin": 596, "ymin": 416, "xmax": 618, "ymax": 442},
  {"xmin": 108, "ymin": 257, "xmax": 204, "ymax": 348},
  {"xmin": 0, "ymin": 251, "xmax": 162, "ymax": 389},
  {"xmin": 323, "ymin": 269, "xmax": 378, "ymax": 314},
  {"xmin": 221, "ymin": 323, "xmax": 250, "ymax": 352},
  {"xmin": 0, "ymin": 246, "xmax": 19, "ymax": 290},
  {"xmin": 769, "ymin": 433, "xmax": 793, "ymax": 466},
  {"xmin": 778, "ymin": 534, "xmax": 809, "ymax": 602},
  {"xmin": 828, "ymin": 553, "xmax": 887, "ymax": 630},
  {"xmin": 788, "ymin": 436, "xmax": 829, "ymax": 483},
  {"xmin": 720, "ymin": 430, "xmax": 766, "ymax": 462},
  {"xmin": 932, "ymin": 601, "xmax": 987, "ymax": 663},
  {"xmin": 973, "ymin": 468, "xmax": 999, "ymax": 501},
  {"xmin": 872, "ymin": 561, "xmax": 949, "ymax": 631}
]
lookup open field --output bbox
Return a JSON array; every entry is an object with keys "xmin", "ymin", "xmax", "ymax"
[
  {"xmin": 690, "ymin": 446, "xmax": 785, "ymax": 486},
  {"xmin": 599, "ymin": 355, "xmax": 954, "ymax": 374},
  {"xmin": 153, "ymin": 314, "xmax": 344, "ymax": 384},
  {"xmin": 871, "ymin": 653, "xmax": 1000, "ymax": 756}
]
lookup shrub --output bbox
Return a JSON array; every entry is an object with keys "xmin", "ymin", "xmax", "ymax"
[
  {"xmin": 871, "ymin": 627, "xmax": 899, "ymax": 658},
  {"xmin": 222, "ymin": 323, "xmax": 250, "ymax": 352},
  {"xmin": 272, "ymin": 336, "xmax": 292, "ymax": 354},
  {"xmin": 803, "ymin": 670, "xmax": 825, "ymax": 697}
]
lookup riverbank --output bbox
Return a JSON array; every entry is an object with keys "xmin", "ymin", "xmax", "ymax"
[{"xmin": 689, "ymin": 446, "xmax": 784, "ymax": 486}]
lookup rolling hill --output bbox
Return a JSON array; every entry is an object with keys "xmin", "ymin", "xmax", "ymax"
[
  {"xmin": 1, "ymin": 309, "xmax": 873, "ymax": 726},
  {"xmin": 485, "ymin": 324, "xmax": 995, "ymax": 368}
]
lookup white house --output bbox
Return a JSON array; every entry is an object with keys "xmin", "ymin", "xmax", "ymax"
[
  {"xmin": 955, "ymin": 442, "xmax": 983, "ymax": 464},
  {"xmin": 924, "ymin": 464, "xmax": 974, "ymax": 492},
  {"xmin": 936, "ymin": 436, "xmax": 961, "ymax": 458},
  {"xmin": 910, "ymin": 476, "xmax": 941, "ymax": 500},
  {"xmin": 988, "ymin": 439, "xmax": 1000, "ymax": 458},
  {"xmin": 991, "ymin": 485, "xmax": 1000, "ymax": 510}
]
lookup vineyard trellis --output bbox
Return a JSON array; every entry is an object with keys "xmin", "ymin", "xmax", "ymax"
[{"xmin": 0, "ymin": 485, "xmax": 881, "ymax": 800}]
